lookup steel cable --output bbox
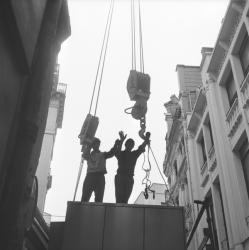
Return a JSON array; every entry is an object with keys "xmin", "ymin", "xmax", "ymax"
[{"xmin": 94, "ymin": 0, "xmax": 115, "ymax": 116}]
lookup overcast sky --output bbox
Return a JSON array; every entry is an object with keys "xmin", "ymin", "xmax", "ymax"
[{"xmin": 44, "ymin": 0, "xmax": 229, "ymax": 220}]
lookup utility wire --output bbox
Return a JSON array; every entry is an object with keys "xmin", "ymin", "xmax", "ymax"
[{"xmin": 94, "ymin": 0, "xmax": 114, "ymax": 116}]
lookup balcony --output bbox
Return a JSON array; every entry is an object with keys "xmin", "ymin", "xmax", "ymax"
[
  {"xmin": 200, "ymin": 161, "xmax": 209, "ymax": 188},
  {"xmin": 201, "ymin": 161, "xmax": 208, "ymax": 176},
  {"xmin": 207, "ymin": 1, "xmax": 244, "ymax": 79},
  {"xmin": 47, "ymin": 174, "xmax": 52, "ymax": 190},
  {"xmin": 208, "ymin": 146, "xmax": 217, "ymax": 172},
  {"xmin": 241, "ymin": 72, "xmax": 249, "ymax": 103},
  {"xmin": 241, "ymin": 73, "xmax": 249, "ymax": 123},
  {"xmin": 226, "ymin": 98, "xmax": 242, "ymax": 138},
  {"xmin": 52, "ymin": 63, "xmax": 60, "ymax": 92}
]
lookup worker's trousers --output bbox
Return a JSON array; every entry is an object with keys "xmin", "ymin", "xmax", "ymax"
[
  {"xmin": 81, "ymin": 172, "xmax": 105, "ymax": 202},
  {"xmin": 115, "ymin": 174, "xmax": 134, "ymax": 204}
]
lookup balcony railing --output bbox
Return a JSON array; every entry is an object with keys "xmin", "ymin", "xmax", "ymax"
[
  {"xmin": 200, "ymin": 161, "xmax": 208, "ymax": 176},
  {"xmin": 52, "ymin": 63, "xmax": 60, "ymax": 92},
  {"xmin": 208, "ymin": 146, "xmax": 217, "ymax": 172},
  {"xmin": 240, "ymin": 72, "xmax": 249, "ymax": 108},
  {"xmin": 226, "ymin": 98, "xmax": 242, "ymax": 137},
  {"xmin": 208, "ymin": 145, "xmax": 214, "ymax": 160},
  {"xmin": 57, "ymin": 82, "xmax": 67, "ymax": 95}
]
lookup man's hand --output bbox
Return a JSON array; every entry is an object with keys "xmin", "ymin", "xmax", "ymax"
[
  {"xmin": 144, "ymin": 132, "xmax": 151, "ymax": 145},
  {"xmin": 119, "ymin": 131, "xmax": 127, "ymax": 141}
]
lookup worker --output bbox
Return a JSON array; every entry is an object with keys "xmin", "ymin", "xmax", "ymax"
[
  {"xmin": 114, "ymin": 131, "xmax": 150, "ymax": 203},
  {"xmin": 81, "ymin": 137, "xmax": 118, "ymax": 202}
]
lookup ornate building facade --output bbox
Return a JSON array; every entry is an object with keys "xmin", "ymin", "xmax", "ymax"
[
  {"xmin": 36, "ymin": 64, "xmax": 67, "ymax": 217},
  {"xmin": 164, "ymin": 1, "xmax": 249, "ymax": 249}
]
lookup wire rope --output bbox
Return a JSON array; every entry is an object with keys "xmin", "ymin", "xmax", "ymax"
[
  {"xmin": 131, "ymin": 0, "xmax": 136, "ymax": 70},
  {"xmin": 131, "ymin": 0, "xmax": 134, "ymax": 69},
  {"xmin": 94, "ymin": 0, "xmax": 114, "ymax": 116},
  {"xmin": 138, "ymin": 0, "xmax": 144, "ymax": 73},
  {"xmin": 88, "ymin": 0, "xmax": 114, "ymax": 115}
]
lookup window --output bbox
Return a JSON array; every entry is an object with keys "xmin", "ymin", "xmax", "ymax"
[
  {"xmin": 239, "ymin": 140, "xmax": 249, "ymax": 198},
  {"xmin": 200, "ymin": 136, "xmax": 207, "ymax": 164},
  {"xmin": 168, "ymin": 176, "xmax": 171, "ymax": 187},
  {"xmin": 179, "ymin": 143, "xmax": 183, "ymax": 155},
  {"xmin": 207, "ymin": 120, "xmax": 214, "ymax": 148},
  {"xmin": 174, "ymin": 161, "xmax": 178, "ymax": 177},
  {"xmin": 225, "ymin": 72, "xmax": 237, "ymax": 107},
  {"xmin": 180, "ymin": 137, "xmax": 185, "ymax": 154},
  {"xmin": 239, "ymin": 34, "xmax": 249, "ymax": 75},
  {"xmin": 189, "ymin": 90, "xmax": 197, "ymax": 111}
]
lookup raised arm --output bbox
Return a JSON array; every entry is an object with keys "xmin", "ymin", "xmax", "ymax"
[
  {"xmin": 82, "ymin": 143, "xmax": 92, "ymax": 160},
  {"xmin": 103, "ymin": 131, "xmax": 127, "ymax": 159},
  {"xmin": 115, "ymin": 131, "xmax": 127, "ymax": 156},
  {"xmin": 136, "ymin": 132, "xmax": 151, "ymax": 156},
  {"xmin": 103, "ymin": 139, "xmax": 120, "ymax": 159}
]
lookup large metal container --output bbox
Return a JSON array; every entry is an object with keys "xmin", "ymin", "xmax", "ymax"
[{"xmin": 57, "ymin": 202, "xmax": 186, "ymax": 250}]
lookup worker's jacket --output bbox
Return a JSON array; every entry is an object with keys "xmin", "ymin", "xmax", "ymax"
[{"xmin": 85, "ymin": 140, "xmax": 119, "ymax": 174}]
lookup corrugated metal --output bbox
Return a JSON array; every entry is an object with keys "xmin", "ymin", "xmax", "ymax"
[{"xmin": 60, "ymin": 202, "xmax": 186, "ymax": 250}]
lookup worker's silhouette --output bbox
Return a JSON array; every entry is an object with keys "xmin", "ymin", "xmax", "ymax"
[
  {"xmin": 114, "ymin": 131, "xmax": 150, "ymax": 203},
  {"xmin": 81, "ymin": 137, "xmax": 118, "ymax": 202}
]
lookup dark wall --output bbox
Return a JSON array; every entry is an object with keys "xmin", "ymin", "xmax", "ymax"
[{"xmin": 0, "ymin": 1, "xmax": 70, "ymax": 249}]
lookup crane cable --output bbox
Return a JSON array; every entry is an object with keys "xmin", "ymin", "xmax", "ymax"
[
  {"xmin": 131, "ymin": 0, "xmax": 145, "ymax": 72},
  {"xmin": 131, "ymin": 0, "xmax": 136, "ymax": 70},
  {"xmin": 138, "ymin": 0, "xmax": 144, "ymax": 73},
  {"xmin": 88, "ymin": 0, "xmax": 115, "ymax": 116}
]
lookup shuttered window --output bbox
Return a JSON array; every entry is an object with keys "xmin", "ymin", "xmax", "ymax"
[
  {"xmin": 239, "ymin": 35, "xmax": 249, "ymax": 75},
  {"xmin": 225, "ymin": 72, "xmax": 237, "ymax": 107}
]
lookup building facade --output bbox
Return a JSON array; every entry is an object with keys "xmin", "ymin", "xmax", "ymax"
[
  {"xmin": 36, "ymin": 64, "xmax": 67, "ymax": 215},
  {"xmin": 164, "ymin": 1, "xmax": 249, "ymax": 249},
  {"xmin": 163, "ymin": 67, "xmax": 202, "ymax": 250}
]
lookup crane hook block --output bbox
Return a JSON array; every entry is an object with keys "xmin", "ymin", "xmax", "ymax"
[
  {"xmin": 127, "ymin": 70, "xmax": 150, "ymax": 102},
  {"xmin": 131, "ymin": 98, "xmax": 147, "ymax": 120},
  {"xmin": 78, "ymin": 114, "xmax": 99, "ymax": 146}
]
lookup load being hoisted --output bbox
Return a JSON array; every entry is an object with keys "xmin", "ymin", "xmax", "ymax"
[
  {"xmin": 125, "ymin": 0, "xmax": 151, "ymax": 140},
  {"xmin": 74, "ymin": 0, "xmax": 171, "ymax": 205}
]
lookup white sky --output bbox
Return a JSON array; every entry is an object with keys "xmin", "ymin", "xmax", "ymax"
[{"xmin": 45, "ymin": 0, "xmax": 229, "ymax": 220}]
